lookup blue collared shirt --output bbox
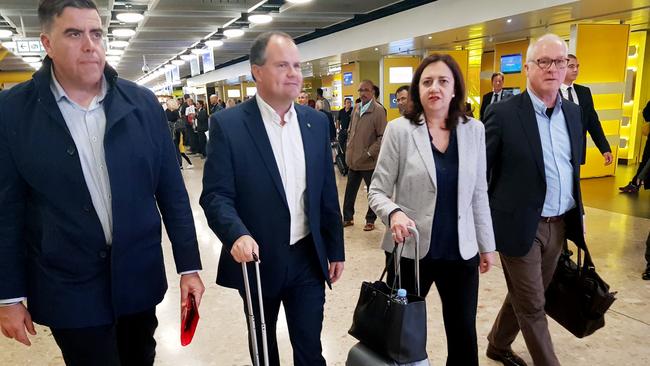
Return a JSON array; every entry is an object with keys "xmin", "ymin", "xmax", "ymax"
[
  {"xmin": 50, "ymin": 67, "xmax": 113, "ymax": 245},
  {"xmin": 528, "ymin": 90, "xmax": 575, "ymax": 216}
]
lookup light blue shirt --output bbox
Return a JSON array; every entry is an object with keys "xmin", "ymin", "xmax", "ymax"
[
  {"xmin": 528, "ymin": 90, "xmax": 575, "ymax": 217},
  {"xmin": 359, "ymin": 100, "xmax": 372, "ymax": 116},
  {"xmin": 50, "ymin": 67, "xmax": 113, "ymax": 245}
]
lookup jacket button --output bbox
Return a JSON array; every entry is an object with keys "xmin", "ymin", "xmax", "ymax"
[
  {"xmin": 67, "ymin": 146, "xmax": 76, "ymax": 155},
  {"xmin": 99, "ymin": 250, "xmax": 108, "ymax": 259}
]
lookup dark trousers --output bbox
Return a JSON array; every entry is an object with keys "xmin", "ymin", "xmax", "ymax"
[
  {"xmin": 342, "ymin": 169, "xmax": 376, "ymax": 223},
  {"xmin": 51, "ymin": 308, "xmax": 158, "ymax": 366},
  {"xmin": 633, "ymin": 137, "xmax": 650, "ymax": 181},
  {"xmin": 239, "ymin": 236, "xmax": 326, "ymax": 366},
  {"xmin": 488, "ymin": 220, "xmax": 564, "ymax": 366},
  {"xmin": 385, "ymin": 252, "xmax": 480, "ymax": 366},
  {"xmin": 197, "ymin": 130, "xmax": 207, "ymax": 157},
  {"xmin": 173, "ymin": 130, "xmax": 192, "ymax": 167},
  {"xmin": 645, "ymin": 231, "xmax": 650, "ymax": 265}
]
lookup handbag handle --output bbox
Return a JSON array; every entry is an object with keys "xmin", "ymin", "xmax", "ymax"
[{"xmin": 379, "ymin": 226, "xmax": 421, "ymax": 296}]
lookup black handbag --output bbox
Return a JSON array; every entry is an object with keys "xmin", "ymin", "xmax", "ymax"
[
  {"xmin": 545, "ymin": 239, "xmax": 617, "ymax": 338},
  {"xmin": 348, "ymin": 227, "xmax": 428, "ymax": 364}
]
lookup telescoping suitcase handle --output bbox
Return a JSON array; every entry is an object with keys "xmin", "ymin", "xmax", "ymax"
[
  {"xmin": 393, "ymin": 226, "xmax": 421, "ymax": 297},
  {"xmin": 242, "ymin": 253, "xmax": 269, "ymax": 366}
]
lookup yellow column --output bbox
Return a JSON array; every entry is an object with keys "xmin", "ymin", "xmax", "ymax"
[{"xmin": 571, "ymin": 24, "xmax": 630, "ymax": 178}]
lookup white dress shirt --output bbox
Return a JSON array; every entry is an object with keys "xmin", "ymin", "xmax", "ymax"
[
  {"xmin": 256, "ymin": 94, "xmax": 310, "ymax": 244},
  {"xmin": 560, "ymin": 83, "xmax": 579, "ymax": 105},
  {"xmin": 491, "ymin": 91, "xmax": 502, "ymax": 104}
]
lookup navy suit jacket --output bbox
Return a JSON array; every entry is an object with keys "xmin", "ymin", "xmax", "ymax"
[
  {"xmin": 0, "ymin": 58, "xmax": 201, "ymax": 328},
  {"xmin": 200, "ymin": 98, "xmax": 344, "ymax": 296},
  {"xmin": 485, "ymin": 91, "xmax": 585, "ymax": 257},
  {"xmin": 572, "ymin": 83, "xmax": 611, "ymax": 164}
]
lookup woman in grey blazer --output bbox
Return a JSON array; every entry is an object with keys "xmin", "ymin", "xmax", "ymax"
[{"xmin": 368, "ymin": 54, "xmax": 496, "ymax": 366}]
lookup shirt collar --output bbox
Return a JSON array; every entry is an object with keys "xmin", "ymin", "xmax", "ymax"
[
  {"xmin": 50, "ymin": 65, "xmax": 108, "ymax": 105},
  {"xmin": 256, "ymin": 93, "xmax": 296, "ymax": 126},
  {"xmin": 560, "ymin": 83, "xmax": 573, "ymax": 91},
  {"xmin": 528, "ymin": 89, "xmax": 563, "ymax": 116}
]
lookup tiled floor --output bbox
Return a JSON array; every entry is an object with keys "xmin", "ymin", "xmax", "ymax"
[{"xmin": 2, "ymin": 158, "xmax": 649, "ymax": 365}]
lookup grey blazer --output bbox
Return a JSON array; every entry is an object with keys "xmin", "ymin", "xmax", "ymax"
[{"xmin": 368, "ymin": 116, "xmax": 496, "ymax": 260}]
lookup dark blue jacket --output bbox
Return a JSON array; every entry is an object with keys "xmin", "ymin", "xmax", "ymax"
[
  {"xmin": 200, "ymin": 98, "xmax": 344, "ymax": 296},
  {"xmin": 0, "ymin": 58, "xmax": 201, "ymax": 328}
]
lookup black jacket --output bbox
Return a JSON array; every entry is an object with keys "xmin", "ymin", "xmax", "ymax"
[
  {"xmin": 196, "ymin": 107, "xmax": 209, "ymax": 133},
  {"xmin": 485, "ymin": 91, "xmax": 585, "ymax": 256},
  {"xmin": 572, "ymin": 84, "xmax": 611, "ymax": 164}
]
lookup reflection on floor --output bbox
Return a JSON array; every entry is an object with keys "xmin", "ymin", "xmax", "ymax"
[
  {"xmin": 2, "ymin": 159, "xmax": 649, "ymax": 365},
  {"xmin": 581, "ymin": 164, "xmax": 650, "ymax": 219}
]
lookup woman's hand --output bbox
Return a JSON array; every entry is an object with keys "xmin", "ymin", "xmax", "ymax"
[
  {"xmin": 479, "ymin": 251, "xmax": 495, "ymax": 274},
  {"xmin": 390, "ymin": 210, "xmax": 416, "ymax": 243}
]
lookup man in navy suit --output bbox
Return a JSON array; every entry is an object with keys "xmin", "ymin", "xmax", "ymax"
[
  {"xmin": 200, "ymin": 31, "xmax": 345, "ymax": 366},
  {"xmin": 0, "ymin": 1, "xmax": 204, "ymax": 365}
]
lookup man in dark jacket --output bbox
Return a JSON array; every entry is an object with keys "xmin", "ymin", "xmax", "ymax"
[
  {"xmin": 620, "ymin": 100, "xmax": 650, "ymax": 193},
  {"xmin": 0, "ymin": 1, "xmax": 204, "ymax": 364},
  {"xmin": 196, "ymin": 100, "xmax": 209, "ymax": 158}
]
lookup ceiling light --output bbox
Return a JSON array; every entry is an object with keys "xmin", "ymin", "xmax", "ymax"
[
  {"xmin": 180, "ymin": 54, "xmax": 195, "ymax": 61},
  {"xmin": 248, "ymin": 14, "xmax": 273, "ymax": 24},
  {"xmin": 171, "ymin": 59, "xmax": 185, "ymax": 66},
  {"xmin": 22, "ymin": 56, "xmax": 41, "ymax": 63},
  {"xmin": 224, "ymin": 29, "xmax": 245, "ymax": 38},
  {"xmin": 110, "ymin": 40, "xmax": 129, "ymax": 48},
  {"xmin": 0, "ymin": 29, "xmax": 13, "ymax": 38},
  {"xmin": 374, "ymin": 48, "xmax": 379, "ymax": 51},
  {"xmin": 106, "ymin": 49, "xmax": 124, "ymax": 56},
  {"xmin": 427, "ymin": 36, "xmax": 432, "ymax": 40},
  {"xmin": 112, "ymin": 28, "xmax": 136, "ymax": 38},
  {"xmin": 164, "ymin": 64, "xmax": 176, "ymax": 70},
  {"xmin": 286, "ymin": 0, "xmax": 312, "ymax": 3},
  {"xmin": 29, "ymin": 62, "xmax": 42, "ymax": 69},
  {"xmin": 106, "ymin": 55, "xmax": 121, "ymax": 62},
  {"xmin": 205, "ymin": 39, "xmax": 224, "ymax": 48},
  {"xmin": 507, "ymin": 18, "xmax": 512, "ymax": 23},
  {"xmin": 191, "ymin": 48, "xmax": 209, "ymax": 55},
  {"xmin": 116, "ymin": 12, "xmax": 144, "ymax": 23}
]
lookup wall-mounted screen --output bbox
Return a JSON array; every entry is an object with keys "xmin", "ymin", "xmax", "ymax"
[
  {"xmin": 227, "ymin": 89, "xmax": 241, "ymax": 98},
  {"xmin": 389, "ymin": 66, "xmax": 413, "ymax": 84},
  {"xmin": 500, "ymin": 54, "xmax": 522, "ymax": 74},
  {"xmin": 246, "ymin": 87, "xmax": 257, "ymax": 96},
  {"xmin": 343, "ymin": 72, "xmax": 353, "ymax": 86}
]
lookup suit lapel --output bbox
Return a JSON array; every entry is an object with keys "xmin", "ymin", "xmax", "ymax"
[
  {"xmin": 561, "ymin": 101, "xmax": 582, "ymax": 167},
  {"xmin": 412, "ymin": 122, "xmax": 437, "ymax": 188},
  {"xmin": 104, "ymin": 86, "xmax": 136, "ymax": 134},
  {"xmin": 33, "ymin": 66, "xmax": 71, "ymax": 135},
  {"xmin": 518, "ymin": 91, "xmax": 545, "ymax": 179},
  {"xmin": 296, "ymin": 106, "xmax": 315, "ymax": 213},
  {"xmin": 242, "ymin": 99, "xmax": 288, "ymax": 207}
]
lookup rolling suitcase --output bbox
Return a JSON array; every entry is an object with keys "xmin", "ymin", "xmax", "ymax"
[
  {"xmin": 347, "ymin": 227, "xmax": 429, "ymax": 366},
  {"xmin": 242, "ymin": 253, "xmax": 270, "ymax": 366},
  {"xmin": 334, "ymin": 141, "xmax": 348, "ymax": 175}
]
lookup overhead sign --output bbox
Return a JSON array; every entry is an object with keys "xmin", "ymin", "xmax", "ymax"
[
  {"xmin": 201, "ymin": 51, "xmax": 214, "ymax": 73},
  {"xmin": 14, "ymin": 38, "xmax": 45, "ymax": 55}
]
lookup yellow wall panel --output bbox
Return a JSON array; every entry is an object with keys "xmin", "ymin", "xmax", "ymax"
[
  {"xmin": 480, "ymin": 51, "xmax": 495, "ymax": 98},
  {"xmin": 341, "ymin": 63, "xmax": 358, "ymax": 105},
  {"xmin": 592, "ymin": 94, "xmax": 624, "ymax": 110},
  {"xmin": 0, "ymin": 71, "xmax": 33, "ymax": 84},
  {"xmin": 575, "ymin": 24, "xmax": 629, "ymax": 84}
]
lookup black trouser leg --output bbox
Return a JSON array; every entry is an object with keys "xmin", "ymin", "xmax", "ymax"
[
  {"xmin": 173, "ymin": 130, "xmax": 182, "ymax": 166},
  {"xmin": 342, "ymin": 169, "xmax": 364, "ymax": 222},
  {"xmin": 51, "ymin": 308, "xmax": 158, "ymax": 366},
  {"xmin": 645, "ymin": 231, "xmax": 650, "ymax": 265},
  {"xmin": 360, "ymin": 170, "xmax": 376, "ymax": 224},
  {"xmin": 633, "ymin": 137, "xmax": 650, "ymax": 181}
]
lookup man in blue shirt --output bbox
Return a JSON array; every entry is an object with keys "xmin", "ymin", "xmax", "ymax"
[
  {"xmin": 484, "ymin": 34, "xmax": 585, "ymax": 366},
  {"xmin": 0, "ymin": 1, "xmax": 204, "ymax": 364}
]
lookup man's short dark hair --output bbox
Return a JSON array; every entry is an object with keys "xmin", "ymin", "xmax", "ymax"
[
  {"xmin": 568, "ymin": 54, "xmax": 577, "ymax": 60},
  {"xmin": 317, "ymin": 88, "xmax": 324, "ymax": 97},
  {"xmin": 491, "ymin": 72, "xmax": 504, "ymax": 82},
  {"xmin": 373, "ymin": 85, "xmax": 380, "ymax": 99},
  {"xmin": 38, "ymin": 0, "xmax": 99, "ymax": 31},
  {"xmin": 250, "ymin": 31, "xmax": 294, "ymax": 67},
  {"xmin": 184, "ymin": 94, "xmax": 190, "ymax": 100},
  {"xmin": 395, "ymin": 85, "xmax": 409, "ymax": 95}
]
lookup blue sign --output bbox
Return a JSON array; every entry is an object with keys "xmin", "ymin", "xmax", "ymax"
[
  {"xmin": 389, "ymin": 93, "xmax": 398, "ymax": 109},
  {"xmin": 343, "ymin": 72, "xmax": 353, "ymax": 86}
]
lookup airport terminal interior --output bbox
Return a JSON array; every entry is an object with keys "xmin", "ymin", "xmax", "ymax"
[{"xmin": 1, "ymin": 0, "xmax": 650, "ymax": 364}]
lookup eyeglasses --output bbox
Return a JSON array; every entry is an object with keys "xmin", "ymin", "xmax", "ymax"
[
  {"xmin": 357, "ymin": 88, "xmax": 372, "ymax": 93},
  {"xmin": 530, "ymin": 57, "xmax": 569, "ymax": 70},
  {"xmin": 567, "ymin": 63, "xmax": 580, "ymax": 70}
]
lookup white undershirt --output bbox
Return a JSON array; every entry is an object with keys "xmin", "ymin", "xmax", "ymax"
[{"xmin": 256, "ymin": 94, "xmax": 310, "ymax": 245}]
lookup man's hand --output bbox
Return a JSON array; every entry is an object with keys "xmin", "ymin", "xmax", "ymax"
[
  {"xmin": 231, "ymin": 235, "xmax": 259, "ymax": 263},
  {"xmin": 479, "ymin": 252, "xmax": 495, "ymax": 274},
  {"xmin": 389, "ymin": 211, "xmax": 416, "ymax": 243},
  {"xmin": 0, "ymin": 303, "xmax": 36, "ymax": 346},
  {"xmin": 329, "ymin": 262, "xmax": 344, "ymax": 284},
  {"xmin": 180, "ymin": 273, "xmax": 205, "ymax": 309},
  {"xmin": 603, "ymin": 152, "xmax": 614, "ymax": 166}
]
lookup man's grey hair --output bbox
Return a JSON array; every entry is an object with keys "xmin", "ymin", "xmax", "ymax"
[
  {"xmin": 526, "ymin": 33, "xmax": 568, "ymax": 62},
  {"xmin": 249, "ymin": 31, "xmax": 295, "ymax": 67},
  {"xmin": 38, "ymin": 0, "xmax": 99, "ymax": 32}
]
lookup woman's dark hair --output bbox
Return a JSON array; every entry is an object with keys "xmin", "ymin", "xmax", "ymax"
[{"xmin": 404, "ymin": 53, "xmax": 468, "ymax": 129}]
